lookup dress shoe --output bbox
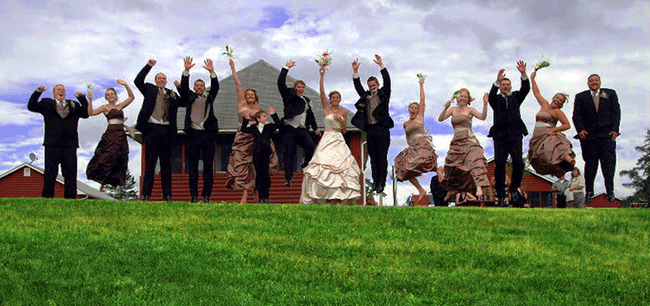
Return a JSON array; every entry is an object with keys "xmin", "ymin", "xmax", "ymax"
[
  {"xmin": 142, "ymin": 195, "xmax": 150, "ymax": 201},
  {"xmin": 585, "ymin": 192, "xmax": 593, "ymax": 204},
  {"xmin": 375, "ymin": 183, "xmax": 385, "ymax": 194},
  {"xmin": 607, "ymin": 194, "xmax": 616, "ymax": 202},
  {"xmin": 164, "ymin": 195, "xmax": 173, "ymax": 202},
  {"xmin": 203, "ymin": 196, "xmax": 210, "ymax": 203},
  {"xmin": 285, "ymin": 179, "xmax": 292, "ymax": 187},
  {"xmin": 190, "ymin": 196, "xmax": 198, "ymax": 203},
  {"xmin": 510, "ymin": 190, "xmax": 526, "ymax": 207}
]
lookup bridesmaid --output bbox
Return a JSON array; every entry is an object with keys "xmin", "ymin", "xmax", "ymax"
[
  {"xmin": 393, "ymin": 77, "xmax": 438, "ymax": 203},
  {"xmin": 437, "ymin": 88, "xmax": 490, "ymax": 198},
  {"xmin": 527, "ymin": 70, "xmax": 575, "ymax": 177},
  {"xmin": 86, "ymin": 79, "xmax": 135, "ymax": 191},
  {"xmin": 225, "ymin": 58, "xmax": 279, "ymax": 203},
  {"xmin": 300, "ymin": 66, "xmax": 361, "ymax": 205}
]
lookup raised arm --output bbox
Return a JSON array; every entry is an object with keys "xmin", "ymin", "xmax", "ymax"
[
  {"xmin": 417, "ymin": 78, "xmax": 425, "ymax": 121},
  {"xmin": 319, "ymin": 67, "xmax": 329, "ymax": 112},
  {"xmin": 277, "ymin": 60, "xmax": 295, "ymax": 100},
  {"xmin": 87, "ymin": 89, "xmax": 105, "ymax": 116},
  {"xmin": 488, "ymin": 68, "xmax": 504, "ymax": 108},
  {"xmin": 230, "ymin": 58, "xmax": 247, "ymax": 112},
  {"xmin": 375, "ymin": 54, "xmax": 390, "ymax": 98},
  {"xmin": 135, "ymin": 59, "xmax": 156, "ymax": 94},
  {"xmin": 27, "ymin": 86, "xmax": 46, "ymax": 113},
  {"xmin": 352, "ymin": 58, "xmax": 366, "ymax": 96},
  {"xmin": 75, "ymin": 92, "xmax": 90, "ymax": 119},
  {"xmin": 116, "ymin": 79, "xmax": 135, "ymax": 110},
  {"xmin": 470, "ymin": 93, "xmax": 489, "ymax": 121},
  {"xmin": 516, "ymin": 60, "xmax": 530, "ymax": 103},
  {"xmin": 530, "ymin": 71, "xmax": 549, "ymax": 108},
  {"xmin": 438, "ymin": 99, "xmax": 453, "ymax": 122},
  {"xmin": 203, "ymin": 58, "xmax": 219, "ymax": 101}
]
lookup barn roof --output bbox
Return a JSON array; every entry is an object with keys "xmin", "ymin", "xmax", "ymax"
[{"xmin": 0, "ymin": 163, "xmax": 117, "ymax": 201}]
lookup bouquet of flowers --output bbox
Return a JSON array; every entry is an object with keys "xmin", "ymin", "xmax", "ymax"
[
  {"xmin": 86, "ymin": 84, "xmax": 95, "ymax": 97},
  {"xmin": 452, "ymin": 89, "xmax": 461, "ymax": 100},
  {"xmin": 416, "ymin": 73, "xmax": 427, "ymax": 80},
  {"xmin": 222, "ymin": 45, "xmax": 237, "ymax": 59},
  {"xmin": 314, "ymin": 50, "xmax": 332, "ymax": 68},
  {"xmin": 534, "ymin": 60, "xmax": 551, "ymax": 71}
]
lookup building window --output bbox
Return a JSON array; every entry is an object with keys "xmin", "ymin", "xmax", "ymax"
[{"xmin": 24, "ymin": 167, "xmax": 31, "ymax": 177}]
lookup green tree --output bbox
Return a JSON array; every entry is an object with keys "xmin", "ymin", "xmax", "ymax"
[
  {"xmin": 103, "ymin": 169, "xmax": 139, "ymax": 201},
  {"xmin": 619, "ymin": 129, "xmax": 650, "ymax": 206}
]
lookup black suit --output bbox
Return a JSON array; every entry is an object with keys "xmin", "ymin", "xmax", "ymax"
[
  {"xmin": 488, "ymin": 78, "xmax": 530, "ymax": 199},
  {"xmin": 28, "ymin": 90, "xmax": 89, "ymax": 198},
  {"xmin": 241, "ymin": 113, "xmax": 281, "ymax": 200},
  {"xmin": 178, "ymin": 72, "xmax": 219, "ymax": 198},
  {"xmin": 572, "ymin": 88, "xmax": 620, "ymax": 197},
  {"xmin": 277, "ymin": 67, "xmax": 318, "ymax": 182},
  {"xmin": 135, "ymin": 64, "xmax": 181, "ymax": 199},
  {"xmin": 351, "ymin": 67, "xmax": 393, "ymax": 192}
]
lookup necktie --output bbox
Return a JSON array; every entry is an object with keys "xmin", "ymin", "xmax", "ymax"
[{"xmin": 592, "ymin": 91, "xmax": 599, "ymax": 112}]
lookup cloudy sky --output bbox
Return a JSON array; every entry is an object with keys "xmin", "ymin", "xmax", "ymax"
[{"xmin": 1, "ymin": 0, "xmax": 648, "ymax": 205}]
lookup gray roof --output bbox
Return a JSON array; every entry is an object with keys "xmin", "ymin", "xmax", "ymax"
[
  {"xmin": 0, "ymin": 163, "xmax": 117, "ymax": 201},
  {"xmin": 178, "ymin": 59, "xmax": 358, "ymax": 133}
]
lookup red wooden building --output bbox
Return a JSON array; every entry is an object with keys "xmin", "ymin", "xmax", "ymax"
[
  {"xmin": 0, "ymin": 163, "xmax": 116, "ymax": 200},
  {"xmin": 132, "ymin": 59, "xmax": 365, "ymax": 204},
  {"xmin": 587, "ymin": 193, "xmax": 621, "ymax": 208}
]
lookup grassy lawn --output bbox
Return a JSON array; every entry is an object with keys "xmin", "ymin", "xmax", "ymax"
[{"xmin": 0, "ymin": 198, "xmax": 648, "ymax": 305}]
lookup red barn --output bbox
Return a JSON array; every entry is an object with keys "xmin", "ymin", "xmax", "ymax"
[
  {"xmin": 0, "ymin": 163, "xmax": 116, "ymax": 200},
  {"xmin": 132, "ymin": 59, "xmax": 365, "ymax": 204},
  {"xmin": 587, "ymin": 193, "xmax": 621, "ymax": 208}
]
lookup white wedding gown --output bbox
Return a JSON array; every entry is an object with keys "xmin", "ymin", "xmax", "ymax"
[{"xmin": 300, "ymin": 114, "xmax": 361, "ymax": 204}]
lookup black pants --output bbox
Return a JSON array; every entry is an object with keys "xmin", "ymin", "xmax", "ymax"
[
  {"xmin": 254, "ymin": 150, "xmax": 272, "ymax": 200},
  {"xmin": 186, "ymin": 130, "xmax": 216, "ymax": 197},
  {"xmin": 580, "ymin": 134, "xmax": 616, "ymax": 196},
  {"xmin": 556, "ymin": 194, "xmax": 567, "ymax": 208},
  {"xmin": 367, "ymin": 125, "xmax": 390, "ymax": 190},
  {"xmin": 43, "ymin": 145, "xmax": 77, "ymax": 199},
  {"xmin": 142, "ymin": 124, "xmax": 173, "ymax": 198},
  {"xmin": 282, "ymin": 126, "xmax": 315, "ymax": 181},
  {"xmin": 493, "ymin": 135, "xmax": 524, "ymax": 199}
]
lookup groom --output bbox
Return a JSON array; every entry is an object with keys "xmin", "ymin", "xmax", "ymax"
[
  {"xmin": 488, "ymin": 60, "xmax": 530, "ymax": 207},
  {"xmin": 351, "ymin": 54, "xmax": 394, "ymax": 194}
]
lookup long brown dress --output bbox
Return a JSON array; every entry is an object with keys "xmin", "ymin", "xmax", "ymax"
[
  {"xmin": 226, "ymin": 111, "xmax": 279, "ymax": 190},
  {"xmin": 442, "ymin": 114, "xmax": 489, "ymax": 192},
  {"xmin": 528, "ymin": 111, "xmax": 575, "ymax": 177},
  {"xmin": 394, "ymin": 120, "xmax": 437, "ymax": 181},
  {"xmin": 86, "ymin": 109, "xmax": 129, "ymax": 186}
]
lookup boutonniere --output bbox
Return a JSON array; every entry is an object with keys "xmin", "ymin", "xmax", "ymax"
[
  {"xmin": 599, "ymin": 91, "xmax": 608, "ymax": 99},
  {"xmin": 165, "ymin": 88, "xmax": 179, "ymax": 100}
]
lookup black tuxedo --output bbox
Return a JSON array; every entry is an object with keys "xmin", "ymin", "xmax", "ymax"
[
  {"xmin": 488, "ymin": 78, "xmax": 530, "ymax": 199},
  {"xmin": 28, "ymin": 90, "xmax": 89, "ymax": 198},
  {"xmin": 572, "ymin": 88, "xmax": 620, "ymax": 197},
  {"xmin": 351, "ymin": 67, "xmax": 393, "ymax": 193},
  {"xmin": 241, "ymin": 113, "xmax": 281, "ymax": 201},
  {"xmin": 277, "ymin": 67, "xmax": 317, "ymax": 182},
  {"xmin": 178, "ymin": 72, "xmax": 219, "ymax": 198},
  {"xmin": 134, "ymin": 64, "xmax": 182, "ymax": 199}
]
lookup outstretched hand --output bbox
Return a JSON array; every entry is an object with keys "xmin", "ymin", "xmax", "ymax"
[
  {"xmin": 444, "ymin": 99, "xmax": 452, "ymax": 108},
  {"xmin": 496, "ymin": 68, "xmax": 505, "ymax": 83},
  {"xmin": 116, "ymin": 79, "xmax": 127, "ymax": 86},
  {"xmin": 37, "ymin": 85, "xmax": 46, "ymax": 92},
  {"xmin": 184, "ymin": 56, "xmax": 195, "ymax": 71},
  {"xmin": 147, "ymin": 59, "xmax": 157, "ymax": 67},
  {"xmin": 268, "ymin": 105, "xmax": 275, "ymax": 115},
  {"xmin": 203, "ymin": 58, "xmax": 214, "ymax": 73},
  {"xmin": 319, "ymin": 66, "xmax": 326, "ymax": 75},
  {"xmin": 244, "ymin": 112, "xmax": 252, "ymax": 121},
  {"xmin": 516, "ymin": 60, "xmax": 527, "ymax": 75},
  {"xmin": 530, "ymin": 70, "xmax": 537, "ymax": 79},
  {"xmin": 173, "ymin": 80, "xmax": 180, "ymax": 88},
  {"xmin": 75, "ymin": 92, "xmax": 84, "ymax": 98},
  {"xmin": 285, "ymin": 60, "xmax": 296, "ymax": 69},
  {"xmin": 351, "ymin": 58, "xmax": 360, "ymax": 72},
  {"xmin": 373, "ymin": 54, "xmax": 383, "ymax": 67},
  {"xmin": 87, "ymin": 90, "xmax": 93, "ymax": 100}
]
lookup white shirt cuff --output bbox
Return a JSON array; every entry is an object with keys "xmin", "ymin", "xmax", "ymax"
[
  {"xmin": 352, "ymin": 73, "xmax": 359, "ymax": 79},
  {"xmin": 183, "ymin": 70, "xmax": 190, "ymax": 77},
  {"xmin": 210, "ymin": 72, "xmax": 217, "ymax": 78}
]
